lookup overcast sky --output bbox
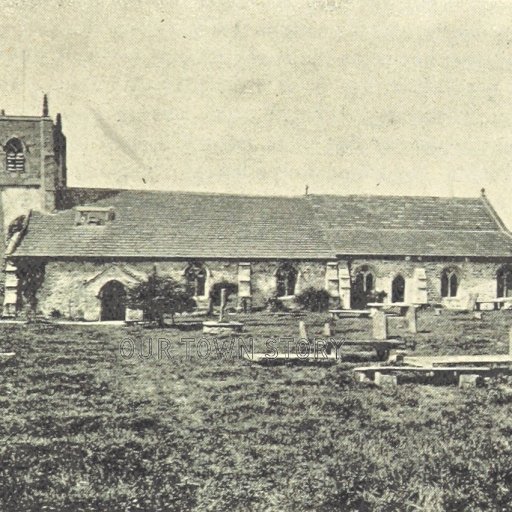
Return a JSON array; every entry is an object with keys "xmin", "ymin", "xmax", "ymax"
[{"xmin": 2, "ymin": 0, "xmax": 512, "ymax": 225}]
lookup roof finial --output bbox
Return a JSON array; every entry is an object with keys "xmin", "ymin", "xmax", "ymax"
[
  {"xmin": 305, "ymin": 184, "xmax": 309, "ymax": 196},
  {"xmin": 481, "ymin": 187, "xmax": 486, "ymax": 197},
  {"xmin": 42, "ymin": 93, "xmax": 48, "ymax": 117}
]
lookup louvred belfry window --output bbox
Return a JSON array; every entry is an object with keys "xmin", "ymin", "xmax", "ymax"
[{"xmin": 5, "ymin": 138, "xmax": 25, "ymax": 172}]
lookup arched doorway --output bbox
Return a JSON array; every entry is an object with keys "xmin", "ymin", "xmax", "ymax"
[
  {"xmin": 351, "ymin": 265, "xmax": 375, "ymax": 309},
  {"xmin": 391, "ymin": 275, "xmax": 405, "ymax": 303},
  {"xmin": 497, "ymin": 265, "xmax": 512, "ymax": 298},
  {"xmin": 100, "ymin": 280, "xmax": 126, "ymax": 321}
]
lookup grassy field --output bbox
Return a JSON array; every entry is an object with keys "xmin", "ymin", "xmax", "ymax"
[{"xmin": 1, "ymin": 310, "xmax": 512, "ymax": 511}]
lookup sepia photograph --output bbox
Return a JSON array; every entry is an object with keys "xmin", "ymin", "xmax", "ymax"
[{"xmin": 1, "ymin": 1, "xmax": 512, "ymax": 510}]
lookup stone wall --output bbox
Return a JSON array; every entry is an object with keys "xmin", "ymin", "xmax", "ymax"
[
  {"xmin": 344, "ymin": 258, "xmax": 502, "ymax": 308},
  {"xmin": 34, "ymin": 259, "xmax": 331, "ymax": 321},
  {"xmin": 17, "ymin": 257, "xmax": 508, "ymax": 320}
]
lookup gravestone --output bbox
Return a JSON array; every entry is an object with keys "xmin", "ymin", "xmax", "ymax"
[
  {"xmin": 322, "ymin": 322, "xmax": 333, "ymax": 337},
  {"xmin": 372, "ymin": 309, "xmax": 388, "ymax": 340},
  {"xmin": 406, "ymin": 306, "xmax": 418, "ymax": 334},
  {"xmin": 299, "ymin": 321, "xmax": 308, "ymax": 340},
  {"xmin": 374, "ymin": 372, "xmax": 397, "ymax": 388},
  {"xmin": 459, "ymin": 374, "xmax": 480, "ymax": 388}
]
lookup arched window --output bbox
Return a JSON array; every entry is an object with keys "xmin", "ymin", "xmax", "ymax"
[
  {"xmin": 497, "ymin": 265, "xmax": 512, "ymax": 298},
  {"xmin": 441, "ymin": 268, "xmax": 459, "ymax": 298},
  {"xmin": 185, "ymin": 263, "xmax": 207, "ymax": 297},
  {"xmin": 276, "ymin": 263, "xmax": 298, "ymax": 297},
  {"xmin": 4, "ymin": 138, "xmax": 25, "ymax": 172},
  {"xmin": 351, "ymin": 265, "xmax": 376, "ymax": 309},
  {"xmin": 391, "ymin": 274, "xmax": 405, "ymax": 303}
]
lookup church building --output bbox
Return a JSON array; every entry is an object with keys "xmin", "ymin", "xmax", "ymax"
[{"xmin": 2, "ymin": 99, "xmax": 512, "ymax": 321}]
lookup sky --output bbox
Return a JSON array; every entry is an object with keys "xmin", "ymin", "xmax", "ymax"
[{"xmin": 2, "ymin": 0, "xmax": 512, "ymax": 225}]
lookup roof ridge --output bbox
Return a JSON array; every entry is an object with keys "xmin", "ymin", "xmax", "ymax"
[{"xmin": 66, "ymin": 186, "xmax": 483, "ymax": 202}]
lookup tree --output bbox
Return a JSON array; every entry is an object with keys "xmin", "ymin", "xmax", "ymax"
[{"xmin": 127, "ymin": 270, "xmax": 195, "ymax": 327}]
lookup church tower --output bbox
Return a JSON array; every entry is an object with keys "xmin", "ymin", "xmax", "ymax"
[
  {"xmin": 0, "ymin": 96, "xmax": 67, "ymax": 315},
  {"xmin": 0, "ymin": 94, "xmax": 67, "ymax": 238}
]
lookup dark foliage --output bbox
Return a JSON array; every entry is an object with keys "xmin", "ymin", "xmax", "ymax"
[
  {"xmin": 294, "ymin": 287, "xmax": 331, "ymax": 312},
  {"xmin": 208, "ymin": 281, "xmax": 238, "ymax": 314},
  {"xmin": 366, "ymin": 289, "xmax": 388, "ymax": 303},
  {"xmin": 127, "ymin": 270, "xmax": 195, "ymax": 326},
  {"xmin": 16, "ymin": 260, "xmax": 46, "ymax": 319},
  {"xmin": 7, "ymin": 215, "xmax": 26, "ymax": 240},
  {"xmin": 265, "ymin": 294, "xmax": 285, "ymax": 312}
]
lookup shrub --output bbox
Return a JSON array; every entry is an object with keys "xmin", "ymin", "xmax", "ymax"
[
  {"xmin": 50, "ymin": 309, "xmax": 62, "ymax": 319},
  {"xmin": 7, "ymin": 215, "xmax": 26, "ymax": 240},
  {"xmin": 366, "ymin": 289, "xmax": 387, "ymax": 303},
  {"xmin": 127, "ymin": 269, "xmax": 195, "ymax": 326},
  {"xmin": 294, "ymin": 287, "xmax": 331, "ymax": 312},
  {"xmin": 265, "ymin": 294, "xmax": 285, "ymax": 312}
]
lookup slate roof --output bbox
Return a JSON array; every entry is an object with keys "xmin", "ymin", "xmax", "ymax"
[{"xmin": 12, "ymin": 188, "xmax": 512, "ymax": 259}]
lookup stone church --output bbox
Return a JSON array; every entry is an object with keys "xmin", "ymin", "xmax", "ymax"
[{"xmin": 2, "ymin": 99, "xmax": 512, "ymax": 321}]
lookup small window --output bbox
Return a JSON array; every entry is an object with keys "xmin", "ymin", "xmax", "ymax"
[
  {"xmin": 441, "ymin": 268, "xmax": 458, "ymax": 298},
  {"xmin": 5, "ymin": 138, "xmax": 25, "ymax": 172},
  {"xmin": 185, "ymin": 263, "xmax": 207, "ymax": 297},
  {"xmin": 75, "ymin": 207, "xmax": 115, "ymax": 226},
  {"xmin": 276, "ymin": 263, "xmax": 298, "ymax": 297},
  {"xmin": 391, "ymin": 274, "xmax": 405, "ymax": 303}
]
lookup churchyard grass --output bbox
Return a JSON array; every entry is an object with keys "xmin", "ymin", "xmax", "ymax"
[{"xmin": 1, "ymin": 310, "xmax": 512, "ymax": 511}]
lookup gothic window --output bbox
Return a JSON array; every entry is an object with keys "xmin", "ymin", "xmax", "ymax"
[
  {"xmin": 351, "ymin": 265, "xmax": 376, "ymax": 309},
  {"xmin": 4, "ymin": 138, "xmax": 25, "ymax": 172},
  {"xmin": 185, "ymin": 263, "xmax": 207, "ymax": 297},
  {"xmin": 355, "ymin": 265, "xmax": 375, "ymax": 293},
  {"xmin": 391, "ymin": 274, "xmax": 405, "ymax": 303},
  {"xmin": 276, "ymin": 263, "xmax": 298, "ymax": 297},
  {"xmin": 441, "ymin": 267, "xmax": 459, "ymax": 298}
]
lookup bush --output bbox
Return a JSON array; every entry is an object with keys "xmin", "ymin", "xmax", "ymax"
[
  {"xmin": 127, "ymin": 270, "xmax": 195, "ymax": 326},
  {"xmin": 366, "ymin": 289, "xmax": 387, "ymax": 303},
  {"xmin": 265, "ymin": 294, "xmax": 285, "ymax": 312},
  {"xmin": 50, "ymin": 309, "xmax": 62, "ymax": 319},
  {"xmin": 294, "ymin": 287, "xmax": 331, "ymax": 312}
]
